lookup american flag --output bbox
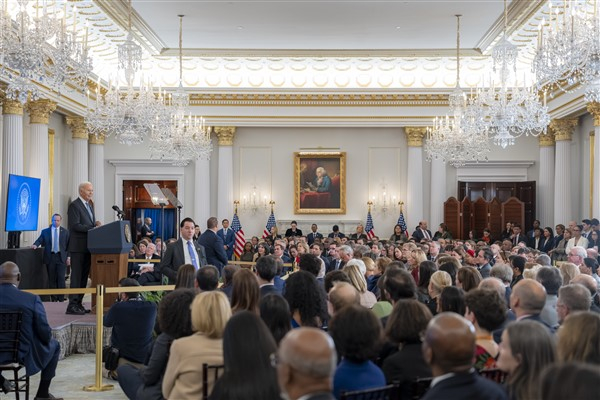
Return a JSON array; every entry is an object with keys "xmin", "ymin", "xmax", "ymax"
[
  {"xmin": 397, "ymin": 209, "xmax": 408, "ymax": 236},
  {"xmin": 365, "ymin": 210, "xmax": 376, "ymax": 240},
  {"xmin": 231, "ymin": 212, "xmax": 245, "ymax": 259},
  {"xmin": 262, "ymin": 211, "xmax": 277, "ymax": 239}
]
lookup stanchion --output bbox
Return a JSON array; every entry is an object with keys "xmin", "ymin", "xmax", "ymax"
[{"xmin": 83, "ymin": 284, "xmax": 113, "ymax": 392}]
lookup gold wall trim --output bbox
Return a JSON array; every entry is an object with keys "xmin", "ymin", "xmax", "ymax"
[
  {"xmin": 591, "ymin": 131, "xmax": 595, "ymax": 218},
  {"xmin": 48, "ymin": 128, "xmax": 55, "ymax": 225},
  {"xmin": 215, "ymin": 127, "xmax": 236, "ymax": 146},
  {"xmin": 405, "ymin": 127, "xmax": 428, "ymax": 147}
]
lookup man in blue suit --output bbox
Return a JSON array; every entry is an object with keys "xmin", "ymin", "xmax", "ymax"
[
  {"xmin": 217, "ymin": 218, "xmax": 235, "ymax": 260},
  {"xmin": 0, "ymin": 262, "xmax": 63, "ymax": 400},
  {"xmin": 32, "ymin": 213, "xmax": 70, "ymax": 302},
  {"xmin": 198, "ymin": 217, "xmax": 229, "ymax": 275}
]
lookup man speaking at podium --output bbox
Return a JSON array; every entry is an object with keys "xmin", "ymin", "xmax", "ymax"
[{"xmin": 66, "ymin": 182, "xmax": 101, "ymax": 315}]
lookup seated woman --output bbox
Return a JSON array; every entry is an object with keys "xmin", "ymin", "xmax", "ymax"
[
  {"xmin": 230, "ymin": 268, "xmax": 260, "ymax": 314},
  {"xmin": 433, "ymin": 223, "xmax": 453, "ymax": 240},
  {"xmin": 390, "ymin": 224, "xmax": 407, "ymax": 243},
  {"xmin": 350, "ymin": 224, "xmax": 368, "ymax": 241},
  {"xmin": 557, "ymin": 311, "xmax": 600, "ymax": 365},
  {"xmin": 343, "ymin": 263, "xmax": 377, "ymax": 309},
  {"xmin": 464, "ymin": 288, "xmax": 507, "ymax": 371},
  {"xmin": 428, "ymin": 270, "xmax": 452, "ymax": 315},
  {"xmin": 438, "ymin": 286, "xmax": 465, "ymax": 315},
  {"xmin": 456, "ymin": 266, "xmax": 483, "ymax": 292},
  {"xmin": 162, "ymin": 291, "xmax": 231, "ymax": 400},
  {"xmin": 252, "ymin": 242, "xmax": 270, "ymax": 262},
  {"xmin": 259, "ymin": 293, "xmax": 292, "ymax": 345},
  {"xmin": 239, "ymin": 242, "xmax": 254, "ymax": 262},
  {"xmin": 284, "ymin": 270, "xmax": 328, "ymax": 328},
  {"xmin": 382, "ymin": 300, "xmax": 433, "ymax": 398},
  {"xmin": 209, "ymin": 311, "xmax": 279, "ymax": 400},
  {"xmin": 117, "ymin": 289, "xmax": 195, "ymax": 400},
  {"xmin": 330, "ymin": 305, "xmax": 386, "ymax": 398},
  {"xmin": 174, "ymin": 264, "xmax": 196, "ymax": 289}
]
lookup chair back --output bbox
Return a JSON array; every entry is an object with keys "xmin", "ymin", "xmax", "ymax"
[
  {"xmin": 340, "ymin": 383, "xmax": 399, "ymax": 400},
  {"xmin": 407, "ymin": 377, "xmax": 433, "ymax": 399},
  {"xmin": 0, "ymin": 310, "xmax": 22, "ymax": 364},
  {"xmin": 479, "ymin": 368, "xmax": 508, "ymax": 384},
  {"xmin": 202, "ymin": 363, "xmax": 224, "ymax": 400}
]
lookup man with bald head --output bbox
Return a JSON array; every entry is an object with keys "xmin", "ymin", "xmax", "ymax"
[
  {"xmin": 0, "ymin": 262, "xmax": 63, "ymax": 400},
  {"xmin": 421, "ymin": 313, "xmax": 507, "ymax": 400},
  {"xmin": 571, "ymin": 274, "xmax": 600, "ymax": 313},
  {"xmin": 510, "ymin": 279, "xmax": 554, "ymax": 332},
  {"xmin": 276, "ymin": 327, "xmax": 337, "ymax": 400},
  {"xmin": 327, "ymin": 281, "xmax": 360, "ymax": 317}
]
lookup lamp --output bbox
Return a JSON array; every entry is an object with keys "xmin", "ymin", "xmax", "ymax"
[
  {"xmin": 369, "ymin": 184, "xmax": 396, "ymax": 215},
  {"xmin": 241, "ymin": 184, "xmax": 269, "ymax": 214}
]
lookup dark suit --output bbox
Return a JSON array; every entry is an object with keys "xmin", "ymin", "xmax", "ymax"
[
  {"xmin": 422, "ymin": 371, "xmax": 507, "ymax": 400},
  {"xmin": 33, "ymin": 225, "xmax": 69, "ymax": 301},
  {"xmin": 512, "ymin": 233, "xmax": 525, "ymax": 246},
  {"xmin": 67, "ymin": 197, "xmax": 96, "ymax": 308},
  {"xmin": 307, "ymin": 231, "xmax": 323, "ymax": 245},
  {"xmin": 412, "ymin": 228, "xmax": 433, "ymax": 242},
  {"xmin": 528, "ymin": 236, "xmax": 546, "ymax": 251},
  {"xmin": 157, "ymin": 238, "xmax": 207, "ymax": 284},
  {"xmin": 136, "ymin": 254, "xmax": 162, "ymax": 285},
  {"xmin": 327, "ymin": 259, "xmax": 343, "ymax": 273},
  {"xmin": 328, "ymin": 232, "xmax": 346, "ymax": 239},
  {"xmin": 476, "ymin": 263, "xmax": 491, "ymax": 279},
  {"xmin": 285, "ymin": 228, "xmax": 303, "ymax": 238},
  {"xmin": 198, "ymin": 230, "xmax": 229, "ymax": 274},
  {"xmin": 217, "ymin": 228, "xmax": 235, "ymax": 260},
  {"xmin": 0, "ymin": 284, "xmax": 60, "ymax": 380},
  {"xmin": 140, "ymin": 224, "xmax": 154, "ymax": 240},
  {"xmin": 260, "ymin": 283, "xmax": 282, "ymax": 298}
]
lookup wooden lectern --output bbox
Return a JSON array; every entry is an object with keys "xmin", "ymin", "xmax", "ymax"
[{"xmin": 88, "ymin": 221, "xmax": 133, "ymax": 311}]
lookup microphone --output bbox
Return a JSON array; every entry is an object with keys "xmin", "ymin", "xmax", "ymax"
[{"xmin": 112, "ymin": 205, "xmax": 124, "ymax": 215}]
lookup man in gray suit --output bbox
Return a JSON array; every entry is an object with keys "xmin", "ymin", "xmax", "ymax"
[{"xmin": 158, "ymin": 217, "xmax": 207, "ymax": 284}]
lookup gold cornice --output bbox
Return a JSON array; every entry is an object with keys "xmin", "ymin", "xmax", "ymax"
[
  {"xmin": 89, "ymin": 133, "xmax": 105, "ymax": 145},
  {"xmin": 65, "ymin": 116, "xmax": 89, "ymax": 140},
  {"xmin": 215, "ymin": 127, "xmax": 236, "ymax": 146},
  {"xmin": 2, "ymin": 99, "xmax": 23, "ymax": 115},
  {"xmin": 587, "ymin": 102, "xmax": 600, "ymax": 126},
  {"xmin": 25, "ymin": 99, "xmax": 57, "ymax": 124},
  {"xmin": 550, "ymin": 119, "xmax": 577, "ymax": 142},
  {"xmin": 405, "ymin": 127, "xmax": 427, "ymax": 147},
  {"xmin": 538, "ymin": 131, "xmax": 555, "ymax": 147}
]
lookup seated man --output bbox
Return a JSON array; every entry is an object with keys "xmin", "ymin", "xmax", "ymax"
[
  {"xmin": 136, "ymin": 242, "xmax": 162, "ymax": 285},
  {"xmin": 103, "ymin": 278, "xmax": 157, "ymax": 378},
  {"xmin": 0, "ymin": 262, "xmax": 63, "ymax": 400}
]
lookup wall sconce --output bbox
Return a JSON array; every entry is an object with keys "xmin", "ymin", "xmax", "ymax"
[
  {"xmin": 241, "ymin": 184, "xmax": 269, "ymax": 214},
  {"xmin": 370, "ymin": 184, "xmax": 396, "ymax": 215}
]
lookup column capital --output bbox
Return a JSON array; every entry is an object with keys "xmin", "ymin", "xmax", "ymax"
[
  {"xmin": 2, "ymin": 99, "xmax": 24, "ymax": 115},
  {"xmin": 89, "ymin": 133, "xmax": 105, "ymax": 145},
  {"xmin": 549, "ymin": 119, "xmax": 577, "ymax": 141},
  {"xmin": 215, "ymin": 126, "xmax": 236, "ymax": 146},
  {"xmin": 405, "ymin": 127, "xmax": 427, "ymax": 147},
  {"xmin": 25, "ymin": 99, "xmax": 57, "ymax": 124},
  {"xmin": 65, "ymin": 116, "xmax": 88, "ymax": 140},
  {"xmin": 538, "ymin": 131, "xmax": 555, "ymax": 147},
  {"xmin": 587, "ymin": 102, "xmax": 600, "ymax": 126}
]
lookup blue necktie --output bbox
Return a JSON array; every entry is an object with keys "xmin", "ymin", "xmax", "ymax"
[
  {"xmin": 188, "ymin": 241, "xmax": 199, "ymax": 270},
  {"xmin": 52, "ymin": 228, "xmax": 58, "ymax": 253},
  {"xmin": 85, "ymin": 202, "xmax": 93, "ymax": 221}
]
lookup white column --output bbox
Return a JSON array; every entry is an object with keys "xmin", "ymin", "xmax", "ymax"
[
  {"xmin": 25, "ymin": 100, "xmax": 56, "ymax": 239},
  {"xmin": 89, "ymin": 134, "xmax": 105, "ymax": 222},
  {"xmin": 215, "ymin": 127, "xmax": 235, "ymax": 222},
  {"xmin": 0, "ymin": 100, "xmax": 24, "ymax": 248},
  {"xmin": 551, "ymin": 119, "xmax": 577, "ymax": 226},
  {"xmin": 195, "ymin": 157, "xmax": 211, "ymax": 225},
  {"xmin": 429, "ymin": 157, "xmax": 446, "ymax": 227},
  {"xmin": 405, "ymin": 127, "xmax": 426, "ymax": 230},
  {"xmin": 538, "ymin": 132, "xmax": 555, "ymax": 227},
  {"xmin": 587, "ymin": 103, "xmax": 600, "ymax": 217},
  {"xmin": 65, "ymin": 116, "xmax": 89, "ymax": 199}
]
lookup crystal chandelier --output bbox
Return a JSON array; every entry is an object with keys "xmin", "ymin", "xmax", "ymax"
[
  {"xmin": 85, "ymin": 0, "xmax": 168, "ymax": 145},
  {"xmin": 471, "ymin": 0, "xmax": 550, "ymax": 149},
  {"xmin": 150, "ymin": 15, "xmax": 212, "ymax": 166},
  {"xmin": 425, "ymin": 15, "xmax": 490, "ymax": 167}
]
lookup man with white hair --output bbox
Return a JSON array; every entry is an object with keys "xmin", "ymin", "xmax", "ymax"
[
  {"xmin": 345, "ymin": 258, "xmax": 367, "ymax": 276},
  {"xmin": 337, "ymin": 245, "xmax": 353, "ymax": 269},
  {"xmin": 556, "ymin": 284, "xmax": 591, "ymax": 324},
  {"xmin": 567, "ymin": 246, "xmax": 587, "ymax": 267},
  {"xmin": 137, "ymin": 242, "xmax": 162, "ymax": 285}
]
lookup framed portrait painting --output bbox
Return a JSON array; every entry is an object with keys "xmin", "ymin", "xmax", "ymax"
[{"xmin": 294, "ymin": 152, "xmax": 346, "ymax": 214}]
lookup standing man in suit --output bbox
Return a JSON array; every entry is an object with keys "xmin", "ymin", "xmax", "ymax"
[
  {"xmin": 32, "ymin": 214, "xmax": 70, "ymax": 302},
  {"xmin": 66, "ymin": 182, "xmax": 101, "ymax": 315},
  {"xmin": 217, "ymin": 218, "xmax": 235, "ymax": 260},
  {"xmin": 198, "ymin": 217, "xmax": 229, "ymax": 275},
  {"xmin": 158, "ymin": 217, "xmax": 207, "ymax": 284},
  {"xmin": 412, "ymin": 220, "xmax": 433, "ymax": 242},
  {"xmin": 140, "ymin": 217, "xmax": 154, "ymax": 241},
  {"xmin": 0, "ymin": 262, "xmax": 63, "ymax": 400},
  {"xmin": 306, "ymin": 224, "xmax": 323, "ymax": 246}
]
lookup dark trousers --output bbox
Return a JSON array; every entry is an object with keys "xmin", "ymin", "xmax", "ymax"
[
  {"xmin": 47, "ymin": 253, "xmax": 66, "ymax": 301},
  {"xmin": 69, "ymin": 251, "xmax": 91, "ymax": 307},
  {"xmin": 40, "ymin": 340, "xmax": 60, "ymax": 381},
  {"xmin": 116, "ymin": 364, "xmax": 143, "ymax": 400}
]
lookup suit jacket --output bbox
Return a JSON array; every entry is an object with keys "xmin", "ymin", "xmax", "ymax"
[
  {"xmin": 412, "ymin": 228, "xmax": 433, "ymax": 242},
  {"xmin": 260, "ymin": 283, "xmax": 282, "ymax": 298},
  {"xmin": 328, "ymin": 232, "xmax": 346, "ymax": 239},
  {"xmin": 67, "ymin": 197, "xmax": 96, "ymax": 253},
  {"xmin": 217, "ymin": 228, "xmax": 235, "ymax": 259},
  {"xmin": 476, "ymin": 263, "xmax": 492, "ymax": 278},
  {"xmin": 136, "ymin": 332, "xmax": 173, "ymax": 400},
  {"xmin": 0, "ymin": 283, "xmax": 58, "ymax": 376},
  {"xmin": 158, "ymin": 238, "xmax": 207, "ymax": 283},
  {"xmin": 512, "ymin": 233, "xmax": 526, "ymax": 246},
  {"xmin": 34, "ymin": 225, "xmax": 69, "ymax": 264},
  {"xmin": 285, "ymin": 228, "xmax": 303, "ymax": 238},
  {"xmin": 422, "ymin": 371, "xmax": 508, "ymax": 400},
  {"xmin": 141, "ymin": 224, "xmax": 154, "ymax": 240},
  {"xmin": 528, "ymin": 236, "xmax": 546, "ymax": 251},
  {"xmin": 198, "ymin": 230, "xmax": 229, "ymax": 270},
  {"xmin": 307, "ymin": 231, "xmax": 323, "ymax": 245},
  {"xmin": 136, "ymin": 253, "xmax": 162, "ymax": 281}
]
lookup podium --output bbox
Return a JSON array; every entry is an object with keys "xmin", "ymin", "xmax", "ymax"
[{"xmin": 88, "ymin": 221, "xmax": 134, "ymax": 310}]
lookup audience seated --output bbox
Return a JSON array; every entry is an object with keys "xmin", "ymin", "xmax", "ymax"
[
  {"xmin": 535, "ymin": 266, "xmax": 563, "ymax": 328},
  {"xmin": 456, "ymin": 266, "xmax": 483, "ymax": 292},
  {"xmin": 259, "ymin": 293, "xmax": 292, "ymax": 345},
  {"xmin": 327, "ymin": 281, "xmax": 360, "ymax": 317},
  {"xmin": 162, "ymin": 291, "xmax": 231, "ymax": 399},
  {"xmin": 329, "ymin": 305, "xmax": 385, "ymax": 398},
  {"xmin": 174, "ymin": 264, "xmax": 196, "ymax": 289},
  {"xmin": 559, "ymin": 262, "xmax": 580, "ymax": 285},
  {"xmin": 556, "ymin": 284, "xmax": 592, "ymax": 324},
  {"xmin": 256, "ymin": 255, "xmax": 282, "ymax": 297},
  {"xmin": 428, "ymin": 270, "xmax": 452, "ymax": 314},
  {"xmin": 220, "ymin": 264, "xmax": 240, "ymax": 300},
  {"xmin": 284, "ymin": 270, "xmax": 328, "ymax": 328},
  {"xmin": 195, "ymin": 265, "xmax": 220, "ymax": 292},
  {"xmin": 539, "ymin": 362, "xmax": 600, "ymax": 400},
  {"xmin": 117, "ymin": 289, "xmax": 195, "ymax": 400},
  {"xmin": 343, "ymin": 263, "xmax": 376, "ymax": 308},
  {"xmin": 230, "ymin": 268, "xmax": 260, "ymax": 314},
  {"xmin": 556, "ymin": 311, "xmax": 600, "ymax": 364},
  {"xmin": 209, "ymin": 311, "xmax": 279, "ymax": 400},
  {"xmin": 416, "ymin": 261, "xmax": 437, "ymax": 315},
  {"xmin": 497, "ymin": 321, "xmax": 555, "ymax": 400},
  {"xmin": 438, "ymin": 286, "xmax": 465, "ymax": 315},
  {"xmin": 570, "ymin": 274, "xmax": 600, "ymax": 312},
  {"xmin": 510, "ymin": 279, "xmax": 553, "ymax": 331}
]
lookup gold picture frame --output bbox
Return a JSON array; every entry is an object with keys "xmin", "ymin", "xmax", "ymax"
[{"xmin": 294, "ymin": 152, "xmax": 346, "ymax": 214}]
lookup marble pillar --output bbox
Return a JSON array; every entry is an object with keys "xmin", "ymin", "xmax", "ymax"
[
  {"xmin": 195, "ymin": 157, "xmax": 211, "ymax": 226},
  {"xmin": 538, "ymin": 131, "xmax": 555, "ymax": 228},
  {"xmin": 89, "ymin": 134, "xmax": 105, "ymax": 222},
  {"xmin": 551, "ymin": 119, "xmax": 577, "ymax": 226},
  {"xmin": 587, "ymin": 102, "xmax": 600, "ymax": 218},
  {"xmin": 430, "ymin": 157, "xmax": 446, "ymax": 227},
  {"xmin": 215, "ymin": 127, "xmax": 235, "ymax": 222},
  {"xmin": 405, "ymin": 127, "xmax": 426, "ymax": 230},
  {"xmin": 65, "ymin": 116, "xmax": 89, "ymax": 199}
]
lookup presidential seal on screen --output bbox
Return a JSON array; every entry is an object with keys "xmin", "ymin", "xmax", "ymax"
[{"xmin": 17, "ymin": 182, "xmax": 31, "ymax": 225}]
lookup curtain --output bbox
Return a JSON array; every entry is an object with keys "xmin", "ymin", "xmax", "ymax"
[{"xmin": 136, "ymin": 208, "xmax": 177, "ymax": 242}]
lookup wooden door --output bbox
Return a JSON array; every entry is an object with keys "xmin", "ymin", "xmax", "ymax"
[
  {"xmin": 444, "ymin": 197, "xmax": 461, "ymax": 240},
  {"xmin": 473, "ymin": 197, "xmax": 489, "ymax": 238},
  {"xmin": 502, "ymin": 197, "xmax": 525, "ymax": 229},
  {"xmin": 489, "ymin": 198, "xmax": 503, "ymax": 241},
  {"xmin": 460, "ymin": 197, "xmax": 473, "ymax": 240}
]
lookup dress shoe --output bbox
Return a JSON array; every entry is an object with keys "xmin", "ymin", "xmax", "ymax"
[
  {"xmin": 34, "ymin": 393, "xmax": 64, "ymax": 400},
  {"xmin": 65, "ymin": 305, "xmax": 85, "ymax": 315}
]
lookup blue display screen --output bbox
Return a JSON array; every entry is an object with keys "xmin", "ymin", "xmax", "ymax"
[{"xmin": 5, "ymin": 174, "xmax": 41, "ymax": 232}]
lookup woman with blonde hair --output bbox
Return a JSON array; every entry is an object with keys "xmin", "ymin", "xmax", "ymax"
[
  {"xmin": 559, "ymin": 262, "xmax": 580, "ymax": 285},
  {"xmin": 343, "ymin": 263, "xmax": 377, "ymax": 308},
  {"xmin": 230, "ymin": 268, "xmax": 260, "ymax": 314},
  {"xmin": 557, "ymin": 311, "xmax": 600, "ymax": 364},
  {"xmin": 163, "ymin": 291, "xmax": 231, "ymax": 400},
  {"xmin": 427, "ymin": 270, "xmax": 452, "ymax": 315},
  {"xmin": 408, "ymin": 249, "xmax": 427, "ymax": 282}
]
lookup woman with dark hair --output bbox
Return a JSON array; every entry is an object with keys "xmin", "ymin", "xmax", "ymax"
[
  {"xmin": 382, "ymin": 300, "xmax": 432, "ymax": 391},
  {"xmin": 259, "ymin": 293, "xmax": 292, "ymax": 345},
  {"xmin": 209, "ymin": 311, "xmax": 280, "ymax": 400},
  {"xmin": 557, "ymin": 311, "xmax": 600, "ymax": 364},
  {"xmin": 386, "ymin": 244, "xmax": 396, "ymax": 259},
  {"xmin": 433, "ymin": 223, "xmax": 452, "ymax": 240},
  {"xmin": 540, "ymin": 362, "xmax": 600, "ymax": 400},
  {"xmin": 239, "ymin": 242, "xmax": 254, "ymax": 262},
  {"xmin": 481, "ymin": 228, "xmax": 492, "ymax": 244},
  {"xmin": 437, "ymin": 258, "xmax": 459, "ymax": 286},
  {"xmin": 589, "ymin": 229, "xmax": 600, "ymax": 252},
  {"xmin": 438, "ymin": 286, "xmax": 465, "ymax": 315},
  {"xmin": 541, "ymin": 227, "xmax": 555, "ymax": 253},
  {"xmin": 330, "ymin": 305, "xmax": 385, "ymax": 398},
  {"xmin": 284, "ymin": 270, "xmax": 328, "ymax": 328},
  {"xmin": 117, "ymin": 289, "xmax": 195, "ymax": 400},
  {"xmin": 252, "ymin": 242, "xmax": 270, "ymax": 262},
  {"xmin": 416, "ymin": 261, "xmax": 437, "ymax": 315},
  {"xmin": 390, "ymin": 224, "xmax": 406, "ymax": 243},
  {"xmin": 501, "ymin": 222, "xmax": 513, "ymax": 240},
  {"xmin": 174, "ymin": 264, "xmax": 196, "ymax": 289},
  {"xmin": 456, "ymin": 266, "xmax": 483, "ymax": 292},
  {"xmin": 230, "ymin": 268, "xmax": 260, "ymax": 314}
]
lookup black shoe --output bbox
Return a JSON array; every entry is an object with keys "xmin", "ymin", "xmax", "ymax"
[
  {"xmin": 34, "ymin": 393, "xmax": 64, "ymax": 400},
  {"xmin": 65, "ymin": 305, "xmax": 85, "ymax": 315}
]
